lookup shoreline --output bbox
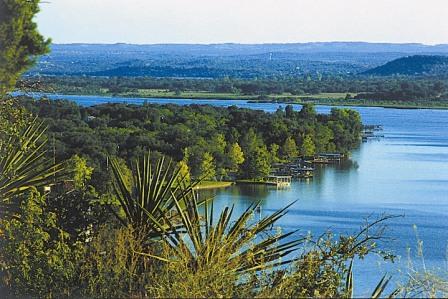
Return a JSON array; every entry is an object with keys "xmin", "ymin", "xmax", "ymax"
[
  {"xmin": 16, "ymin": 90, "xmax": 448, "ymax": 110},
  {"xmin": 194, "ymin": 181, "xmax": 234, "ymax": 190}
]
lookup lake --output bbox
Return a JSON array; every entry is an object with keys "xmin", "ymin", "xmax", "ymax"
[{"xmin": 31, "ymin": 93, "xmax": 448, "ymax": 295}]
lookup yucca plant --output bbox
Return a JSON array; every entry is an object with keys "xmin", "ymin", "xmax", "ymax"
[
  {"xmin": 109, "ymin": 152, "xmax": 202, "ymax": 237},
  {"xmin": 0, "ymin": 117, "xmax": 63, "ymax": 206},
  {"xmin": 140, "ymin": 188, "xmax": 304, "ymax": 274}
]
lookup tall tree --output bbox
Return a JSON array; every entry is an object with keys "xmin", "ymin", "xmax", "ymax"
[
  {"xmin": 241, "ymin": 146, "xmax": 271, "ymax": 179},
  {"xmin": 0, "ymin": 0, "xmax": 51, "ymax": 95},
  {"xmin": 281, "ymin": 136, "xmax": 299, "ymax": 161},
  {"xmin": 300, "ymin": 135, "xmax": 316, "ymax": 157},
  {"xmin": 199, "ymin": 152, "xmax": 216, "ymax": 180},
  {"xmin": 227, "ymin": 142, "xmax": 244, "ymax": 172},
  {"xmin": 240, "ymin": 128, "xmax": 263, "ymax": 154},
  {"xmin": 269, "ymin": 143, "xmax": 281, "ymax": 163}
]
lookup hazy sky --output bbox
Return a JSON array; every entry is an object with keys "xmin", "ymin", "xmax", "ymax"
[{"xmin": 36, "ymin": 0, "xmax": 448, "ymax": 44}]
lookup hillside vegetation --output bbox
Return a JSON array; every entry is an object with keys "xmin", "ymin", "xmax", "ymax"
[{"xmin": 364, "ymin": 55, "xmax": 448, "ymax": 76}]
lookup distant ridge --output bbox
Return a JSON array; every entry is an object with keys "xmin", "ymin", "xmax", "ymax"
[
  {"xmin": 50, "ymin": 42, "xmax": 448, "ymax": 55},
  {"xmin": 29, "ymin": 42, "xmax": 448, "ymax": 78},
  {"xmin": 363, "ymin": 55, "xmax": 448, "ymax": 76}
]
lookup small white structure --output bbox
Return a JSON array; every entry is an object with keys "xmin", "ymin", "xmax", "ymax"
[{"xmin": 265, "ymin": 175, "xmax": 292, "ymax": 187}]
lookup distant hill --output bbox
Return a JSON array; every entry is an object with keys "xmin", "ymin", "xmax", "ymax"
[
  {"xmin": 363, "ymin": 55, "xmax": 448, "ymax": 76},
  {"xmin": 28, "ymin": 42, "xmax": 448, "ymax": 78}
]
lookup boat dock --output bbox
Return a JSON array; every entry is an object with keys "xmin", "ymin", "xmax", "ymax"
[
  {"xmin": 272, "ymin": 161, "xmax": 314, "ymax": 178},
  {"xmin": 309, "ymin": 153, "xmax": 345, "ymax": 164},
  {"xmin": 265, "ymin": 175, "xmax": 292, "ymax": 187},
  {"xmin": 236, "ymin": 175, "xmax": 292, "ymax": 187}
]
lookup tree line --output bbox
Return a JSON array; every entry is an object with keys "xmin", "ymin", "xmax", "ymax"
[
  {"xmin": 21, "ymin": 75, "xmax": 448, "ymax": 101},
  {"xmin": 17, "ymin": 97, "xmax": 362, "ymax": 190}
]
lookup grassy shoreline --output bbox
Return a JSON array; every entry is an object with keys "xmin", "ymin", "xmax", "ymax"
[
  {"xmin": 25, "ymin": 89, "xmax": 448, "ymax": 110},
  {"xmin": 194, "ymin": 181, "xmax": 234, "ymax": 190}
]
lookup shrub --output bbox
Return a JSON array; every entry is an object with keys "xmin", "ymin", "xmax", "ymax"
[{"xmin": 0, "ymin": 191, "xmax": 83, "ymax": 297}]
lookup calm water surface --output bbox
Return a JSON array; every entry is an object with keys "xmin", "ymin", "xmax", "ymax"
[{"xmin": 32, "ymin": 93, "xmax": 448, "ymax": 294}]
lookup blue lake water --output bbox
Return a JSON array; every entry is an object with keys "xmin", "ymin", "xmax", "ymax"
[{"xmin": 28, "ymin": 93, "xmax": 448, "ymax": 295}]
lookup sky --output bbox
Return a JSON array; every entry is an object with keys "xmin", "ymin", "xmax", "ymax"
[{"xmin": 36, "ymin": 0, "xmax": 448, "ymax": 45}]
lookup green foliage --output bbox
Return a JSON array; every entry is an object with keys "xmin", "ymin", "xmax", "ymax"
[
  {"xmin": 281, "ymin": 136, "xmax": 299, "ymax": 161},
  {"xmin": 199, "ymin": 152, "xmax": 216, "ymax": 180},
  {"xmin": 256, "ymin": 216, "xmax": 398, "ymax": 298},
  {"xmin": 142, "ymin": 191, "xmax": 303, "ymax": 297},
  {"xmin": 364, "ymin": 55, "xmax": 448, "ymax": 77},
  {"xmin": 0, "ymin": 99, "xmax": 33, "ymax": 151},
  {"xmin": 108, "ymin": 152, "xmax": 199, "ymax": 235},
  {"xmin": 241, "ymin": 145, "xmax": 271, "ymax": 179},
  {"xmin": 0, "ymin": 148, "xmax": 401, "ymax": 298},
  {"xmin": 240, "ymin": 128, "xmax": 263, "ymax": 154},
  {"xmin": 79, "ymin": 225, "xmax": 149, "ymax": 298},
  {"xmin": 300, "ymin": 135, "xmax": 316, "ymax": 157},
  {"xmin": 23, "ymin": 74, "xmax": 448, "ymax": 105},
  {"xmin": 299, "ymin": 103, "xmax": 317, "ymax": 119},
  {"xmin": 66, "ymin": 154, "xmax": 94, "ymax": 190},
  {"xmin": 47, "ymin": 187, "xmax": 102, "ymax": 243},
  {"xmin": 0, "ymin": 0, "xmax": 50, "ymax": 95},
  {"xmin": 314, "ymin": 124, "xmax": 335, "ymax": 153},
  {"xmin": 0, "ymin": 117, "xmax": 63, "ymax": 205},
  {"xmin": 227, "ymin": 142, "xmax": 245, "ymax": 172},
  {"xmin": 18, "ymin": 99, "xmax": 362, "ymax": 185},
  {"xmin": 178, "ymin": 160, "xmax": 191, "ymax": 185},
  {"xmin": 269, "ymin": 143, "xmax": 281, "ymax": 163},
  {"xmin": 328, "ymin": 108, "xmax": 362, "ymax": 153},
  {"xmin": 146, "ymin": 245, "xmax": 248, "ymax": 298},
  {"xmin": 0, "ymin": 191, "xmax": 83, "ymax": 297}
]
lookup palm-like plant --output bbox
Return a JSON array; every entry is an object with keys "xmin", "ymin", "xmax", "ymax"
[
  {"xmin": 142, "ymin": 190, "xmax": 304, "ymax": 274},
  {"xmin": 109, "ymin": 152, "xmax": 201, "ymax": 237},
  {"xmin": 111, "ymin": 152, "xmax": 303, "ymax": 273},
  {"xmin": 0, "ymin": 118, "xmax": 63, "ymax": 205}
]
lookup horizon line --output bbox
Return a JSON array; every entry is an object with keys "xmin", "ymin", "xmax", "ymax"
[{"xmin": 49, "ymin": 41, "xmax": 448, "ymax": 47}]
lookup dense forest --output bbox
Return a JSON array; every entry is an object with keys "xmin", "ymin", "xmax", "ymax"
[
  {"xmin": 364, "ymin": 55, "xmax": 448, "ymax": 76},
  {"xmin": 17, "ymin": 97, "xmax": 362, "ymax": 191}
]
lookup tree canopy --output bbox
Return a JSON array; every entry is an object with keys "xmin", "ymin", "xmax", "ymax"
[{"xmin": 0, "ymin": 0, "xmax": 50, "ymax": 95}]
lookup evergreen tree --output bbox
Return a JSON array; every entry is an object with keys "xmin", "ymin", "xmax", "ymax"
[{"xmin": 0, "ymin": 0, "xmax": 51, "ymax": 95}]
